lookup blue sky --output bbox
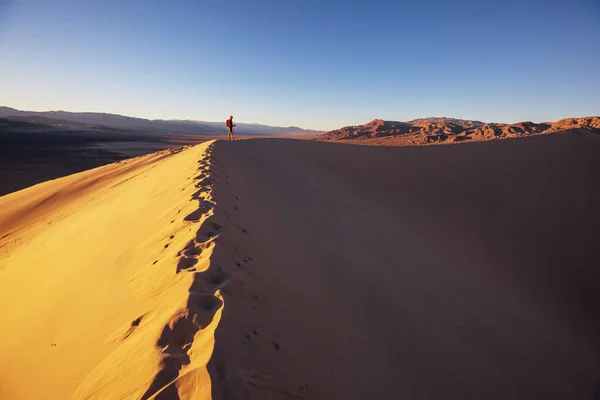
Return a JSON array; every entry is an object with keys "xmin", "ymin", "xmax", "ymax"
[{"xmin": 0, "ymin": 0, "xmax": 599, "ymax": 130}]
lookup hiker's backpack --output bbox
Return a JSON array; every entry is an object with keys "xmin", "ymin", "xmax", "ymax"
[{"xmin": 226, "ymin": 119, "xmax": 232, "ymax": 128}]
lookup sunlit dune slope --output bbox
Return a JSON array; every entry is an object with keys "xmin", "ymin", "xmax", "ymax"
[{"xmin": 0, "ymin": 141, "xmax": 224, "ymax": 400}]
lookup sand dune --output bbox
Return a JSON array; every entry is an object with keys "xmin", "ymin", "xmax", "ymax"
[
  {"xmin": 206, "ymin": 132, "xmax": 600, "ymax": 399},
  {"xmin": 1, "ymin": 131, "xmax": 599, "ymax": 399},
  {"xmin": 0, "ymin": 142, "xmax": 225, "ymax": 399}
]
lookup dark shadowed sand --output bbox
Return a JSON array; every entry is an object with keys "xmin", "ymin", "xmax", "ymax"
[{"xmin": 206, "ymin": 131, "xmax": 600, "ymax": 399}]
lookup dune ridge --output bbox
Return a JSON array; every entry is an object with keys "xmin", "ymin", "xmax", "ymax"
[{"xmin": 0, "ymin": 141, "xmax": 227, "ymax": 399}]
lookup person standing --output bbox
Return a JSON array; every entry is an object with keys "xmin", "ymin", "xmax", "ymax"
[{"xmin": 226, "ymin": 116, "xmax": 235, "ymax": 140}]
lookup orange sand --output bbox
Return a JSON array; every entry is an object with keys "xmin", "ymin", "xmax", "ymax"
[{"xmin": 0, "ymin": 141, "xmax": 223, "ymax": 399}]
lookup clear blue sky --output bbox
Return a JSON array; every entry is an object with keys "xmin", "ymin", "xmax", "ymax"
[{"xmin": 1, "ymin": 0, "xmax": 599, "ymax": 130}]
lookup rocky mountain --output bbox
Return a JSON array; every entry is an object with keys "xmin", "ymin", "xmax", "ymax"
[{"xmin": 321, "ymin": 117, "xmax": 600, "ymax": 144}]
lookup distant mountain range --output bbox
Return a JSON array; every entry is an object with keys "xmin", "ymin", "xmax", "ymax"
[
  {"xmin": 0, "ymin": 106, "xmax": 323, "ymax": 136},
  {"xmin": 321, "ymin": 117, "xmax": 600, "ymax": 143}
]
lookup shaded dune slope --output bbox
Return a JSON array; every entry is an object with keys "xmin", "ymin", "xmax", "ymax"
[{"xmin": 206, "ymin": 132, "xmax": 600, "ymax": 399}]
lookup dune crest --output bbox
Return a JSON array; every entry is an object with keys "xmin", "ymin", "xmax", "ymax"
[{"xmin": 0, "ymin": 141, "xmax": 225, "ymax": 399}]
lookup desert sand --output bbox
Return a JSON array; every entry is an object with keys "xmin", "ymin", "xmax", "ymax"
[
  {"xmin": 0, "ymin": 142, "xmax": 223, "ymax": 399},
  {"xmin": 1, "ymin": 131, "xmax": 600, "ymax": 399}
]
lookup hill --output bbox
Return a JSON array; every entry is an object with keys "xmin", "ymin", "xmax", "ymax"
[
  {"xmin": 0, "ymin": 106, "xmax": 322, "ymax": 136},
  {"xmin": 321, "ymin": 116, "xmax": 600, "ymax": 144}
]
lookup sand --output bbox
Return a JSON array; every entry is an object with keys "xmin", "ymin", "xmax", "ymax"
[
  {"xmin": 0, "ymin": 142, "xmax": 223, "ymax": 399},
  {"xmin": 1, "ymin": 131, "xmax": 599, "ymax": 399},
  {"xmin": 207, "ymin": 132, "xmax": 600, "ymax": 399}
]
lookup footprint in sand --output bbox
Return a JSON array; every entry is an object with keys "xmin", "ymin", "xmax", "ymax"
[
  {"xmin": 141, "ymin": 295, "xmax": 222, "ymax": 399},
  {"xmin": 104, "ymin": 313, "xmax": 150, "ymax": 344},
  {"xmin": 191, "ymin": 189, "xmax": 212, "ymax": 201},
  {"xmin": 177, "ymin": 239, "xmax": 203, "ymax": 257},
  {"xmin": 121, "ymin": 315, "xmax": 145, "ymax": 340},
  {"xmin": 194, "ymin": 176, "xmax": 213, "ymax": 188},
  {"xmin": 188, "ymin": 266, "xmax": 231, "ymax": 293},
  {"xmin": 184, "ymin": 206, "xmax": 211, "ymax": 223},
  {"xmin": 195, "ymin": 221, "xmax": 222, "ymax": 241},
  {"xmin": 176, "ymin": 257, "xmax": 198, "ymax": 273}
]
